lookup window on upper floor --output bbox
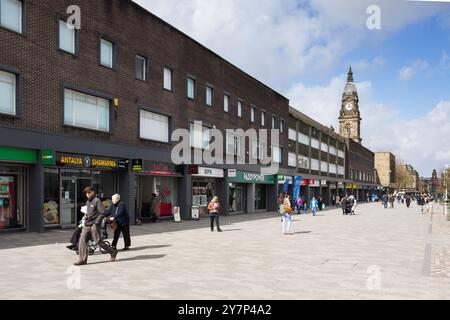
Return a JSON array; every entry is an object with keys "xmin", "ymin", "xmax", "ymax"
[
  {"xmin": 272, "ymin": 116, "xmax": 276, "ymax": 129},
  {"xmin": 289, "ymin": 128, "xmax": 297, "ymax": 141},
  {"xmin": 298, "ymin": 155, "xmax": 309, "ymax": 170},
  {"xmin": 226, "ymin": 132, "xmax": 242, "ymax": 157},
  {"xmin": 59, "ymin": 19, "xmax": 77, "ymax": 54},
  {"xmin": 237, "ymin": 100, "xmax": 243, "ymax": 118},
  {"xmin": 288, "ymin": 152, "xmax": 297, "ymax": 167},
  {"xmin": 187, "ymin": 78, "xmax": 196, "ymax": 99},
  {"xmin": 206, "ymin": 85, "xmax": 214, "ymax": 106},
  {"xmin": 100, "ymin": 39, "xmax": 114, "ymax": 69},
  {"xmin": 163, "ymin": 68, "xmax": 173, "ymax": 91},
  {"xmin": 190, "ymin": 122, "xmax": 210, "ymax": 150},
  {"xmin": 273, "ymin": 145, "xmax": 282, "ymax": 164},
  {"xmin": 311, "ymin": 138, "xmax": 320, "ymax": 149},
  {"xmin": 0, "ymin": 0, "xmax": 22, "ymax": 34},
  {"xmin": 140, "ymin": 109, "xmax": 169, "ymax": 143},
  {"xmin": 64, "ymin": 89, "xmax": 110, "ymax": 132},
  {"xmin": 224, "ymin": 94, "xmax": 230, "ymax": 113},
  {"xmin": 251, "ymin": 106, "xmax": 256, "ymax": 123},
  {"xmin": 299, "ymin": 133, "xmax": 310, "ymax": 146},
  {"xmin": 261, "ymin": 111, "xmax": 266, "ymax": 127},
  {"xmin": 280, "ymin": 119, "xmax": 284, "ymax": 134},
  {"xmin": 135, "ymin": 55, "xmax": 148, "ymax": 81},
  {"xmin": 0, "ymin": 70, "xmax": 16, "ymax": 116}
]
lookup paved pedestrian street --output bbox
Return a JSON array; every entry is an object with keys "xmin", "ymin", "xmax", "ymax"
[{"xmin": 1, "ymin": 202, "xmax": 450, "ymax": 300}]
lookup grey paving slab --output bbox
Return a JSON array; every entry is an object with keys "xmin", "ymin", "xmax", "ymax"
[{"xmin": 1, "ymin": 202, "xmax": 450, "ymax": 300}]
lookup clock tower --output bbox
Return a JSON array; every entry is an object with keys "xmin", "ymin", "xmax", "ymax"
[{"xmin": 339, "ymin": 66, "xmax": 362, "ymax": 144}]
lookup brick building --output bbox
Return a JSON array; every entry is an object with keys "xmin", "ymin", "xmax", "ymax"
[{"xmin": 0, "ymin": 0, "xmax": 289, "ymax": 232}]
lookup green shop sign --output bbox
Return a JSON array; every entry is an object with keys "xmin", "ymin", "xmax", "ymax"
[
  {"xmin": 0, "ymin": 147, "xmax": 37, "ymax": 163},
  {"xmin": 41, "ymin": 149, "xmax": 55, "ymax": 166},
  {"xmin": 229, "ymin": 171, "xmax": 276, "ymax": 184}
]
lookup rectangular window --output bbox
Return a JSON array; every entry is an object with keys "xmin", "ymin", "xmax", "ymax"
[
  {"xmin": 258, "ymin": 140, "xmax": 266, "ymax": 160},
  {"xmin": 338, "ymin": 149, "xmax": 345, "ymax": 158},
  {"xmin": 329, "ymin": 145, "xmax": 337, "ymax": 156},
  {"xmin": 0, "ymin": 70, "xmax": 16, "ymax": 115},
  {"xmin": 237, "ymin": 100, "xmax": 243, "ymax": 118},
  {"xmin": 311, "ymin": 159, "xmax": 319, "ymax": 171},
  {"xmin": 187, "ymin": 78, "xmax": 196, "ymax": 99},
  {"xmin": 0, "ymin": 0, "xmax": 22, "ymax": 33},
  {"xmin": 163, "ymin": 68, "xmax": 173, "ymax": 91},
  {"xmin": 64, "ymin": 89, "xmax": 109, "ymax": 132},
  {"xmin": 224, "ymin": 94, "xmax": 229, "ymax": 112},
  {"xmin": 250, "ymin": 138, "xmax": 258, "ymax": 160},
  {"xmin": 206, "ymin": 86, "xmax": 213, "ymax": 106},
  {"xmin": 299, "ymin": 133, "xmax": 310, "ymax": 145},
  {"xmin": 329, "ymin": 163, "xmax": 337, "ymax": 174},
  {"xmin": 273, "ymin": 145, "xmax": 282, "ymax": 164},
  {"xmin": 321, "ymin": 142, "xmax": 328, "ymax": 153},
  {"xmin": 280, "ymin": 119, "xmax": 284, "ymax": 133},
  {"xmin": 251, "ymin": 106, "xmax": 256, "ymax": 123},
  {"xmin": 140, "ymin": 110, "xmax": 169, "ymax": 143},
  {"xmin": 59, "ymin": 20, "xmax": 76, "ymax": 54},
  {"xmin": 190, "ymin": 123, "xmax": 210, "ymax": 150},
  {"xmin": 261, "ymin": 111, "xmax": 266, "ymax": 127},
  {"xmin": 298, "ymin": 155, "xmax": 309, "ymax": 170},
  {"xmin": 288, "ymin": 152, "xmax": 297, "ymax": 167},
  {"xmin": 338, "ymin": 166, "xmax": 345, "ymax": 176},
  {"xmin": 226, "ymin": 132, "xmax": 242, "ymax": 156},
  {"xmin": 135, "ymin": 55, "xmax": 147, "ymax": 81},
  {"xmin": 289, "ymin": 128, "xmax": 297, "ymax": 141},
  {"xmin": 311, "ymin": 138, "xmax": 320, "ymax": 149},
  {"xmin": 321, "ymin": 161, "xmax": 328, "ymax": 173},
  {"xmin": 100, "ymin": 39, "xmax": 114, "ymax": 68}
]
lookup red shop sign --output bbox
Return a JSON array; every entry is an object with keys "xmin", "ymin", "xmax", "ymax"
[{"xmin": 301, "ymin": 179, "xmax": 309, "ymax": 186}]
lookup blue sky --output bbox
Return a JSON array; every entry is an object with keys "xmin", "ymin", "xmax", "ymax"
[{"xmin": 135, "ymin": 0, "xmax": 450, "ymax": 176}]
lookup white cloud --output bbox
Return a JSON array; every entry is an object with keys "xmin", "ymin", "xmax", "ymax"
[
  {"xmin": 133, "ymin": 0, "xmax": 441, "ymax": 91},
  {"xmin": 398, "ymin": 59, "xmax": 429, "ymax": 81},
  {"xmin": 287, "ymin": 75, "xmax": 450, "ymax": 176}
]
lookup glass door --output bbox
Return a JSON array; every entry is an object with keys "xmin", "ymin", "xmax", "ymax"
[
  {"xmin": 60, "ymin": 178, "xmax": 76, "ymax": 227},
  {"xmin": 76, "ymin": 178, "xmax": 92, "ymax": 223}
]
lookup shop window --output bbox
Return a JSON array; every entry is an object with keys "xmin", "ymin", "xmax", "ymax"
[
  {"xmin": 255, "ymin": 184, "xmax": 267, "ymax": 210},
  {"xmin": 43, "ymin": 168, "xmax": 60, "ymax": 225},
  {"xmin": 140, "ymin": 109, "xmax": 169, "ymax": 143},
  {"xmin": 64, "ymin": 89, "xmax": 110, "ymax": 132},
  {"xmin": 0, "ymin": 174, "xmax": 24, "ymax": 230},
  {"xmin": 0, "ymin": 0, "xmax": 22, "ymax": 34},
  {"xmin": 0, "ymin": 70, "xmax": 16, "ymax": 116}
]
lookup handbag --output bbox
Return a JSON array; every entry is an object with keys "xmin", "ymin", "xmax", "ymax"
[{"xmin": 111, "ymin": 221, "xmax": 118, "ymax": 230}]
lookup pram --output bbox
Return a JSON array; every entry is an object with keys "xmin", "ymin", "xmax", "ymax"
[{"xmin": 74, "ymin": 218, "xmax": 111, "ymax": 256}]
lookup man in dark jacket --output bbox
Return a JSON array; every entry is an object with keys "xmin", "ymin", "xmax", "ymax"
[
  {"xmin": 74, "ymin": 187, "xmax": 118, "ymax": 266},
  {"xmin": 107, "ymin": 194, "xmax": 131, "ymax": 251}
]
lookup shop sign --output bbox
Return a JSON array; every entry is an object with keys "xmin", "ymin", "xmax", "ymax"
[
  {"xmin": 310, "ymin": 179, "xmax": 320, "ymax": 187},
  {"xmin": 188, "ymin": 165, "xmax": 199, "ymax": 175},
  {"xmin": 228, "ymin": 169, "xmax": 237, "ymax": 178},
  {"xmin": 278, "ymin": 175, "xmax": 285, "ymax": 182},
  {"xmin": 321, "ymin": 180, "xmax": 328, "ymax": 186},
  {"xmin": 301, "ymin": 179, "xmax": 309, "ymax": 186},
  {"xmin": 41, "ymin": 149, "xmax": 55, "ymax": 166},
  {"xmin": 193, "ymin": 167, "xmax": 224, "ymax": 178},
  {"xmin": 0, "ymin": 147, "xmax": 37, "ymax": 164},
  {"xmin": 56, "ymin": 153, "xmax": 128, "ymax": 171},
  {"xmin": 229, "ymin": 171, "xmax": 276, "ymax": 184},
  {"xmin": 131, "ymin": 159, "xmax": 143, "ymax": 172},
  {"xmin": 143, "ymin": 161, "xmax": 178, "ymax": 175}
]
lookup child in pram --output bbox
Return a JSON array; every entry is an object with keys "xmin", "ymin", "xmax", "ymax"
[{"xmin": 66, "ymin": 215, "xmax": 109, "ymax": 253}]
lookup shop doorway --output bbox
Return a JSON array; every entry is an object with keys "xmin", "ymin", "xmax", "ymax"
[
  {"xmin": 229, "ymin": 184, "xmax": 245, "ymax": 214},
  {"xmin": 0, "ymin": 175, "xmax": 25, "ymax": 230},
  {"xmin": 60, "ymin": 177, "xmax": 92, "ymax": 228}
]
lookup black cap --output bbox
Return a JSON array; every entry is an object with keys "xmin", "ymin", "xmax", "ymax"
[{"xmin": 83, "ymin": 186, "xmax": 94, "ymax": 194}]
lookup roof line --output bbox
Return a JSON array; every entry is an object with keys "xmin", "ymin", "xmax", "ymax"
[{"xmin": 126, "ymin": 0, "xmax": 289, "ymax": 101}]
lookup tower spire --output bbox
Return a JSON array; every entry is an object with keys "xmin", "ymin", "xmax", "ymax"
[{"xmin": 347, "ymin": 65, "xmax": 354, "ymax": 82}]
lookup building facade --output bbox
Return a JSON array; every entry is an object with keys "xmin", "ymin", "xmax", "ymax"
[
  {"xmin": 396, "ymin": 164, "xmax": 420, "ymax": 193},
  {"xmin": 0, "ymin": 0, "xmax": 289, "ymax": 232},
  {"xmin": 286, "ymin": 107, "xmax": 348, "ymax": 207},
  {"xmin": 374, "ymin": 152, "xmax": 396, "ymax": 194},
  {"xmin": 419, "ymin": 169, "xmax": 440, "ymax": 195}
]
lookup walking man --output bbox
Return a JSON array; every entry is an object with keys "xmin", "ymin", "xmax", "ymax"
[{"xmin": 74, "ymin": 187, "xmax": 118, "ymax": 266}]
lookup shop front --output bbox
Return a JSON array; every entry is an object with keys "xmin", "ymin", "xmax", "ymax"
[
  {"xmin": 133, "ymin": 160, "xmax": 181, "ymax": 222},
  {"xmin": 190, "ymin": 166, "xmax": 225, "ymax": 218},
  {"xmin": 42, "ymin": 151, "xmax": 128, "ymax": 229},
  {"xmin": 229, "ymin": 170, "xmax": 276, "ymax": 213},
  {"xmin": 309, "ymin": 179, "xmax": 320, "ymax": 199},
  {"xmin": 0, "ymin": 147, "xmax": 36, "ymax": 231}
]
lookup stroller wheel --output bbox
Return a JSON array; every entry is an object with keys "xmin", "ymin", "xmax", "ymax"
[
  {"xmin": 89, "ymin": 248, "xmax": 95, "ymax": 255},
  {"xmin": 100, "ymin": 241, "xmax": 111, "ymax": 254}
]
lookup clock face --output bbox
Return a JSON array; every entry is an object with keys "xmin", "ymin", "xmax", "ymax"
[{"xmin": 345, "ymin": 103, "xmax": 353, "ymax": 111}]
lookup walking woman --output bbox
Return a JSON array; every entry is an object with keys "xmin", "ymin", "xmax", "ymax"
[
  {"xmin": 280, "ymin": 194, "xmax": 293, "ymax": 235},
  {"xmin": 107, "ymin": 194, "xmax": 131, "ymax": 251},
  {"xmin": 208, "ymin": 196, "xmax": 222, "ymax": 232}
]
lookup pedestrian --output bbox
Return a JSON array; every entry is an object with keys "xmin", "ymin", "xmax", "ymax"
[
  {"xmin": 332, "ymin": 195, "xmax": 336, "ymax": 207},
  {"xmin": 296, "ymin": 196, "xmax": 303, "ymax": 215},
  {"xmin": 106, "ymin": 194, "xmax": 131, "ymax": 251},
  {"xmin": 382, "ymin": 195, "xmax": 388, "ymax": 209},
  {"xmin": 389, "ymin": 195, "xmax": 395, "ymax": 209},
  {"xmin": 66, "ymin": 215, "xmax": 85, "ymax": 252},
  {"xmin": 310, "ymin": 197, "xmax": 319, "ymax": 216},
  {"xmin": 208, "ymin": 196, "xmax": 222, "ymax": 232},
  {"xmin": 278, "ymin": 193, "xmax": 285, "ymax": 221},
  {"xmin": 74, "ymin": 187, "xmax": 118, "ymax": 266},
  {"xmin": 281, "ymin": 195, "xmax": 293, "ymax": 235},
  {"xmin": 406, "ymin": 195, "xmax": 411, "ymax": 208},
  {"xmin": 336, "ymin": 195, "xmax": 341, "ymax": 208},
  {"xmin": 150, "ymin": 192, "xmax": 160, "ymax": 223},
  {"xmin": 349, "ymin": 195, "xmax": 357, "ymax": 215},
  {"xmin": 341, "ymin": 195, "xmax": 348, "ymax": 215},
  {"xmin": 317, "ymin": 196, "xmax": 323, "ymax": 212}
]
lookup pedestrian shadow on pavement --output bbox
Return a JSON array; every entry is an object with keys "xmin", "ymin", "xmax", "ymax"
[
  {"xmin": 221, "ymin": 229, "xmax": 243, "ymax": 232},
  {"xmin": 291, "ymin": 231, "xmax": 312, "ymax": 235},
  {"xmin": 129, "ymin": 245, "xmax": 172, "ymax": 251},
  {"xmin": 87, "ymin": 254, "xmax": 167, "ymax": 265}
]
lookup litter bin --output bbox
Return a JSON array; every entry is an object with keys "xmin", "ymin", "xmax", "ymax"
[
  {"xmin": 192, "ymin": 205, "xmax": 200, "ymax": 220},
  {"xmin": 173, "ymin": 206, "xmax": 181, "ymax": 223}
]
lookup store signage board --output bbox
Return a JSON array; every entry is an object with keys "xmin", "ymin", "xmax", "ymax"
[
  {"xmin": 131, "ymin": 159, "xmax": 143, "ymax": 172},
  {"xmin": 0, "ymin": 147, "xmax": 37, "ymax": 164},
  {"xmin": 301, "ymin": 179, "xmax": 309, "ymax": 186},
  {"xmin": 193, "ymin": 167, "xmax": 224, "ymax": 178},
  {"xmin": 41, "ymin": 149, "xmax": 55, "ymax": 166},
  {"xmin": 188, "ymin": 165, "xmax": 199, "ymax": 175},
  {"xmin": 56, "ymin": 153, "xmax": 128, "ymax": 171},
  {"xmin": 228, "ymin": 169, "xmax": 237, "ymax": 178},
  {"xmin": 321, "ymin": 180, "xmax": 328, "ymax": 186},
  {"xmin": 310, "ymin": 180, "xmax": 320, "ymax": 187},
  {"xmin": 229, "ymin": 171, "xmax": 276, "ymax": 184}
]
